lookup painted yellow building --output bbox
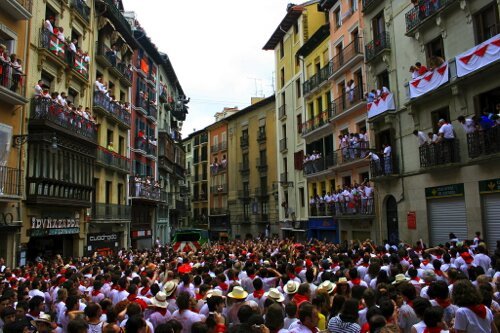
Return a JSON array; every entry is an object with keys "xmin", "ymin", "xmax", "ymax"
[
  {"xmin": 264, "ymin": 0, "xmax": 329, "ymax": 240},
  {"xmin": 0, "ymin": 0, "xmax": 32, "ymax": 266},
  {"xmin": 225, "ymin": 96, "xmax": 278, "ymax": 238}
]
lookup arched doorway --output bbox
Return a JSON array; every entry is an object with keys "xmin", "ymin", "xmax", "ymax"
[{"xmin": 386, "ymin": 195, "xmax": 399, "ymax": 244}]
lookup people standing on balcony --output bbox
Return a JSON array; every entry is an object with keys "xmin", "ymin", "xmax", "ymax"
[
  {"xmin": 69, "ymin": 39, "xmax": 77, "ymax": 54},
  {"xmin": 366, "ymin": 89, "xmax": 376, "ymax": 103},
  {"xmin": 414, "ymin": 62, "xmax": 428, "ymax": 76},
  {"xmin": 346, "ymin": 79, "xmax": 356, "ymax": 103},
  {"xmin": 220, "ymin": 155, "xmax": 227, "ymax": 169},
  {"xmin": 428, "ymin": 131, "xmax": 439, "ymax": 144},
  {"xmin": 457, "ymin": 116, "xmax": 478, "ymax": 134},
  {"xmin": 436, "ymin": 119, "xmax": 455, "ymax": 143},
  {"xmin": 34, "ymin": 80, "xmax": 44, "ymax": 96},
  {"xmin": 9, "ymin": 54, "xmax": 24, "ymax": 93},
  {"xmin": 413, "ymin": 130, "xmax": 429, "ymax": 146},
  {"xmin": 429, "ymin": 55, "xmax": 445, "ymax": 71},
  {"xmin": 383, "ymin": 143, "xmax": 392, "ymax": 175},
  {"xmin": 211, "ymin": 157, "xmax": 219, "ymax": 174},
  {"xmin": 106, "ymin": 44, "xmax": 118, "ymax": 67},
  {"xmin": 95, "ymin": 76, "xmax": 107, "ymax": 94},
  {"xmin": 44, "ymin": 16, "xmax": 55, "ymax": 34},
  {"xmin": 365, "ymin": 151, "xmax": 381, "ymax": 174},
  {"xmin": 56, "ymin": 27, "xmax": 65, "ymax": 43}
]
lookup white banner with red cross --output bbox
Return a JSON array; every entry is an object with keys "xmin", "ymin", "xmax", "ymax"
[
  {"xmin": 367, "ymin": 92, "xmax": 396, "ymax": 119},
  {"xmin": 409, "ymin": 62, "xmax": 449, "ymax": 99},
  {"xmin": 456, "ymin": 34, "xmax": 500, "ymax": 78}
]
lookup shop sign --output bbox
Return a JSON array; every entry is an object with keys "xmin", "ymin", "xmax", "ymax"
[
  {"xmin": 30, "ymin": 228, "xmax": 80, "ymax": 237},
  {"xmin": 87, "ymin": 232, "xmax": 121, "ymax": 256},
  {"xmin": 425, "ymin": 183, "xmax": 464, "ymax": 199},
  {"xmin": 31, "ymin": 217, "xmax": 79, "ymax": 229},
  {"xmin": 407, "ymin": 211, "xmax": 416, "ymax": 229},
  {"xmin": 479, "ymin": 178, "xmax": 500, "ymax": 194}
]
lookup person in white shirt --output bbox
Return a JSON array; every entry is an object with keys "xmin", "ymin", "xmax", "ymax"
[
  {"xmin": 457, "ymin": 115, "xmax": 477, "ymax": 134},
  {"xmin": 56, "ymin": 27, "xmax": 65, "ymax": 42},
  {"xmin": 382, "ymin": 143, "xmax": 392, "ymax": 174},
  {"xmin": 437, "ymin": 119, "xmax": 455, "ymax": 140},
  {"xmin": 413, "ymin": 130, "xmax": 428, "ymax": 146},
  {"xmin": 171, "ymin": 291, "xmax": 205, "ymax": 333},
  {"xmin": 34, "ymin": 80, "xmax": 44, "ymax": 97},
  {"xmin": 69, "ymin": 39, "xmax": 77, "ymax": 54},
  {"xmin": 44, "ymin": 17, "xmax": 55, "ymax": 33}
]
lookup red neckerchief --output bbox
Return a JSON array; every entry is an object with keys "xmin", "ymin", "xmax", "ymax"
[
  {"xmin": 406, "ymin": 300, "xmax": 414, "ymax": 308},
  {"xmin": 331, "ymin": 263, "xmax": 339, "ymax": 269},
  {"xmin": 287, "ymin": 272, "xmax": 296, "ymax": 280},
  {"xmin": 422, "ymin": 260, "xmax": 430, "ymax": 266},
  {"xmin": 218, "ymin": 282, "xmax": 228, "ymax": 291},
  {"xmin": 435, "ymin": 297, "xmax": 451, "ymax": 308},
  {"xmin": 248, "ymin": 274, "xmax": 256, "ymax": 279},
  {"xmin": 351, "ymin": 278, "xmax": 361, "ymax": 285},
  {"xmin": 361, "ymin": 322, "xmax": 370, "ymax": 333},
  {"xmin": 156, "ymin": 308, "xmax": 168, "ymax": 316},
  {"xmin": 358, "ymin": 303, "xmax": 365, "ymax": 310},
  {"xmin": 253, "ymin": 289, "xmax": 265, "ymax": 299},
  {"xmin": 361, "ymin": 263, "xmax": 369, "ymax": 267},
  {"xmin": 294, "ymin": 266, "xmax": 302, "ymax": 274},
  {"xmin": 423, "ymin": 327, "xmax": 442, "ymax": 333},
  {"xmin": 411, "ymin": 277, "xmax": 421, "ymax": 282},
  {"xmin": 140, "ymin": 287, "xmax": 150, "ymax": 296},
  {"xmin": 467, "ymin": 304, "xmax": 487, "ymax": 319},
  {"xmin": 127, "ymin": 294, "xmax": 137, "ymax": 301},
  {"xmin": 434, "ymin": 269, "xmax": 443, "ymax": 276},
  {"xmin": 118, "ymin": 286, "xmax": 126, "ymax": 292},
  {"xmin": 292, "ymin": 293, "xmax": 309, "ymax": 306},
  {"xmin": 195, "ymin": 293, "xmax": 203, "ymax": 300},
  {"xmin": 91, "ymin": 290, "xmax": 101, "ymax": 297},
  {"xmin": 435, "ymin": 254, "xmax": 442, "ymax": 259}
]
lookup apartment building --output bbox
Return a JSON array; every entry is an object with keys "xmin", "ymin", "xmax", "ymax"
[
  {"xmin": 264, "ymin": 1, "xmax": 327, "ymax": 241},
  {"xmin": 188, "ymin": 130, "xmax": 209, "ymax": 232},
  {"xmin": 363, "ymin": 0, "xmax": 500, "ymax": 248}
]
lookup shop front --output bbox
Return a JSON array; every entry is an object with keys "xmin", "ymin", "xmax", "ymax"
[
  {"xmin": 26, "ymin": 215, "xmax": 82, "ymax": 259},
  {"xmin": 130, "ymin": 229, "xmax": 152, "ymax": 249},
  {"xmin": 0, "ymin": 206, "xmax": 22, "ymax": 267},
  {"xmin": 308, "ymin": 217, "xmax": 339, "ymax": 243},
  {"xmin": 208, "ymin": 215, "xmax": 230, "ymax": 241}
]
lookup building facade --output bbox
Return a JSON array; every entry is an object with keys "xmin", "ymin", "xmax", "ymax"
[
  {"xmin": 363, "ymin": 0, "xmax": 500, "ymax": 249},
  {"xmin": 264, "ymin": 1, "xmax": 327, "ymax": 241},
  {"xmin": 189, "ymin": 130, "xmax": 209, "ymax": 232},
  {"xmin": 226, "ymin": 96, "xmax": 279, "ymax": 239},
  {"xmin": 0, "ymin": 0, "xmax": 32, "ymax": 265}
]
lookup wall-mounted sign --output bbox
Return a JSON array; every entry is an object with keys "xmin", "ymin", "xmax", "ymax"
[
  {"xmin": 425, "ymin": 183, "xmax": 464, "ymax": 199},
  {"xmin": 31, "ymin": 217, "xmax": 79, "ymax": 229},
  {"xmin": 87, "ymin": 232, "xmax": 121, "ymax": 256},
  {"xmin": 407, "ymin": 211, "xmax": 416, "ymax": 229},
  {"xmin": 479, "ymin": 178, "xmax": 500, "ymax": 194}
]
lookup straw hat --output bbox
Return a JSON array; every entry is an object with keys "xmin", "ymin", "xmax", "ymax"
[
  {"xmin": 283, "ymin": 280, "xmax": 300, "ymax": 294},
  {"xmin": 227, "ymin": 286, "xmax": 248, "ymax": 299},
  {"xmin": 392, "ymin": 274, "xmax": 410, "ymax": 285},
  {"xmin": 206, "ymin": 289, "xmax": 224, "ymax": 298},
  {"xmin": 264, "ymin": 288, "xmax": 285, "ymax": 303},
  {"xmin": 149, "ymin": 291, "xmax": 167, "ymax": 308},
  {"xmin": 163, "ymin": 281, "xmax": 178, "ymax": 297},
  {"xmin": 337, "ymin": 277, "xmax": 348, "ymax": 284},
  {"xmin": 31, "ymin": 313, "xmax": 53, "ymax": 328},
  {"xmin": 319, "ymin": 280, "xmax": 336, "ymax": 294}
]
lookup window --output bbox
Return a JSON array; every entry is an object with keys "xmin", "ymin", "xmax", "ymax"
[
  {"xmin": 242, "ymin": 128, "xmax": 248, "ymax": 139},
  {"xmin": 299, "ymin": 188, "xmax": 305, "ymax": 207},
  {"xmin": 119, "ymin": 136, "xmax": 125, "ymax": 155},
  {"xmin": 187, "ymin": 144, "xmax": 191, "ymax": 153},
  {"xmin": 359, "ymin": 172, "xmax": 369, "ymax": 184},
  {"xmin": 296, "ymin": 79, "xmax": 301, "ymax": 98},
  {"xmin": 117, "ymin": 183, "xmax": 123, "ymax": 205},
  {"xmin": 308, "ymin": 102, "xmax": 314, "ymax": 120},
  {"xmin": 474, "ymin": 3, "xmax": 499, "ymax": 44},
  {"xmin": 350, "ymin": 0, "xmax": 358, "ymax": 12},
  {"xmin": 425, "ymin": 36, "xmax": 445, "ymax": 65},
  {"xmin": 431, "ymin": 107, "xmax": 450, "ymax": 133},
  {"xmin": 377, "ymin": 70, "xmax": 390, "ymax": 90},
  {"xmin": 293, "ymin": 21, "xmax": 299, "ymax": 43},
  {"xmin": 105, "ymin": 181, "xmax": 112, "ymax": 204},
  {"xmin": 297, "ymin": 114, "xmax": 302, "ymax": 134},
  {"xmin": 342, "ymin": 176, "xmax": 351, "ymax": 186},
  {"xmin": 107, "ymin": 130, "xmax": 114, "ymax": 146},
  {"xmin": 67, "ymin": 88, "xmax": 78, "ymax": 105},
  {"xmin": 280, "ymin": 68, "xmax": 285, "ymax": 88},
  {"xmin": 334, "ymin": 8, "xmax": 342, "ymax": 28},
  {"xmin": 357, "ymin": 121, "xmax": 367, "ymax": 134},
  {"xmin": 279, "ymin": 40, "xmax": 284, "ymax": 59},
  {"xmin": 372, "ymin": 11, "xmax": 385, "ymax": 38}
]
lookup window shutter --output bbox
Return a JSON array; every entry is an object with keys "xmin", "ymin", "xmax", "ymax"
[{"xmin": 294, "ymin": 151, "xmax": 304, "ymax": 170}]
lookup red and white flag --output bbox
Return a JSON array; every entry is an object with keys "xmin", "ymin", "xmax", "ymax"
[
  {"xmin": 409, "ymin": 62, "xmax": 449, "ymax": 99},
  {"xmin": 456, "ymin": 34, "xmax": 500, "ymax": 78}
]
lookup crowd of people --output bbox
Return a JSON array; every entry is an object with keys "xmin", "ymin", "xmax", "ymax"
[
  {"xmin": 0, "ymin": 235, "xmax": 499, "ymax": 333},
  {"xmin": 365, "ymin": 87, "xmax": 391, "ymax": 104},
  {"xmin": 132, "ymin": 175, "xmax": 162, "ymax": 199},
  {"xmin": 210, "ymin": 156, "xmax": 228, "ymax": 175},
  {"xmin": 309, "ymin": 182, "xmax": 375, "ymax": 216},
  {"xmin": 0, "ymin": 44, "xmax": 24, "ymax": 93}
]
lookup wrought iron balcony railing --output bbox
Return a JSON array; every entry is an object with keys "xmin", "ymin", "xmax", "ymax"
[
  {"xmin": 278, "ymin": 104, "xmax": 286, "ymax": 119},
  {"xmin": 329, "ymin": 39, "xmax": 363, "ymax": 78},
  {"xmin": 70, "ymin": 0, "xmax": 90, "ymax": 22},
  {"xmin": 301, "ymin": 104, "xmax": 336, "ymax": 136},
  {"xmin": 405, "ymin": 0, "xmax": 457, "ymax": 34},
  {"xmin": 365, "ymin": 31, "xmax": 391, "ymax": 62},
  {"xmin": 467, "ymin": 127, "xmax": 500, "ymax": 159},
  {"xmin": 240, "ymin": 135, "xmax": 249, "ymax": 148},
  {"xmin": 332, "ymin": 86, "xmax": 364, "ymax": 116},
  {"xmin": 303, "ymin": 62, "xmax": 332, "ymax": 95},
  {"xmin": 0, "ymin": 166, "xmax": 22, "ymax": 198},
  {"xmin": 370, "ymin": 155, "xmax": 399, "ymax": 178},
  {"xmin": 92, "ymin": 203, "xmax": 130, "ymax": 220},
  {"xmin": 96, "ymin": 146, "xmax": 130, "ymax": 173},
  {"xmin": 93, "ymin": 91, "xmax": 131, "ymax": 128},
  {"xmin": 310, "ymin": 198, "xmax": 375, "ymax": 217},
  {"xmin": 279, "ymin": 138, "xmax": 288, "ymax": 152},
  {"xmin": 419, "ymin": 140, "xmax": 460, "ymax": 168},
  {"xmin": 0, "ymin": 62, "xmax": 26, "ymax": 100}
]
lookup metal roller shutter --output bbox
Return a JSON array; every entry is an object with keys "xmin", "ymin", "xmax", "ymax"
[
  {"xmin": 483, "ymin": 194, "xmax": 500, "ymax": 253},
  {"xmin": 428, "ymin": 198, "xmax": 467, "ymax": 246}
]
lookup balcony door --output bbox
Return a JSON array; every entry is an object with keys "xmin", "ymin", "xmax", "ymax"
[
  {"xmin": 386, "ymin": 195, "xmax": 399, "ymax": 244},
  {"xmin": 372, "ymin": 11, "xmax": 385, "ymax": 39}
]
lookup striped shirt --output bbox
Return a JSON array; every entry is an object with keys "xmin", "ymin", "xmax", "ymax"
[{"xmin": 327, "ymin": 316, "xmax": 361, "ymax": 333}]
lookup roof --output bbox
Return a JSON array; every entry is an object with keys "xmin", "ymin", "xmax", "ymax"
[
  {"xmin": 318, "ymin": 0, "xmax": 338, "ymax": 11},
  {"xmin": 296, "ymin": 23, "xmax": 330, "ymax": 58},
  {"xmin": 223, "ymin": 95, "xmax": 276, "ymax": 122},
  {"xmin": 262, "ymin": 6, "xmax": 304, "ymax": 50},
  {"xmin": 134, "ymin": 29, "xmax": 164, "ymax": 64}
]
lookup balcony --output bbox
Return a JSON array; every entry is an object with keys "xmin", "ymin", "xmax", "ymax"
[
  {"xmin": 26, "ymin": 177, "xmax": 93, "ymax": 207},
  {"xmin": 30, "ymin": 98, "xmax": 97, "ymax": 142},
  {"xmin": 240, "ymin": 135, "xmax": 249, "ymax": 148},
  {"xmin": 239, "ymin": 162, "xmax": 250, "ymax": 175},
  {"xmin": 92, "ymin": 203, "xmax": 131, "ymax": 220},
  {"xmin": 211, "ymin": 184, "xmax": 228, "ymax": 194},
  {"xmin": 238, "ymin": 189, "xmax": 251, "ymax": 200},
  {"xmin": 370, "ymin": 155, "xmax": 399, "ymax": 179},
  {"xmin": 467, "ymin": 127, "xmax": 500, "ymax": 159},
  {"xmin": 419, "ymin": 140, "xmax": 460, "ymax": 168},
  {"xmin": 134, "ymin": 137, "xmax": 157, "ymax": 159},
  {"xmin": 96, "ymin": 146, "xmax": 130, "ymax": 174},
  {"xmin": 194, "ymin": 133, "xmax": 208, "ymax": 146},
  {"xmin": 310, "ymin": 198, "xmax": 375, "ymax": 217},
  {"xmin": 67, "ymin": 52, "xmax": 90, "ymax": 83},
  {"xmin": 96, "ymin": 42, "xmax": 114, "ymax": 67},
  {"xmin": 365, "ymin": 31, "xmax": 391, "ymax": 63},
  {"xmin": 147, "ymin": 104, "xmax": 157, "ymax": 121},
  {"xmin": 279, "ymin": 138, "xmax": 288, "ymax": 153},
  {"xmin": 362, "ymin": 0, "xmax": 383, "ymax": 13},
  {"xmin": 211, "ymin": 143, "xmax": 219, "ymax": 153},
  {"xmin": 210, "ymin": 208, "xmax": 228, "ymax": 216},
  {"xmin": 210, "ymin": 163, "xmax": 227, "ymax": 175},
  {"xmin": 303, "ymin": 62, "xmax": 332, "ymax": 96},
  {"xmin": 331, "ymin": 86, "xmax": 365, "ymax": 119},
  {"xmin": 281, "ymin": 220, "xmax": 308, "ymax": 230},
  {"xmin": 117, "ymin": 63, "xmax": 133, "ymax": 86},
  {"xmin": 39, "ymin": 29, "xmax": 67, "ymax": 68},
  {"xmin": 257, "ymin": 130, "xmax": 266, "ymax": 143},
  {"xmin": 129, "ymin": 178, "xmax": 163, "ymax": 202},
  {"xmin": 278, "ymin": 104, "xmax": 287, "ymax": 120},
  {"xmin": 134, "ymin": 95, "xmax": 149, "ymax": 116},
  {"xmin": 329, "ymin": 39, "xmax": 363, "ymax": 80},
  {"xmin": 254, "ymin": 186, "xmax": 268, "ymax": 198},
  {"xmin": 0, "ymin": 62, "xmax": 28, "ymax": 105},
  {"xmin": 70, "ymin": 0, "xmax": 90, "ymax": 23},
  {"xmin": 280, "ymin": 172, "xmax": 288, "ymax": 183},
  {"xmin": 405, "ymin": 0, "xmax": 457, "ymax": 36},
  {"xmin": 303, "ymin": 152, "xmax": 337, "ymax": 176},
  {"xmin": 1, "ymin": 0, "xmax": 32, "ymax": 20},
  {"xmin": 93, "ymin": 91, "xmax": 131, "ymax": 128},
  {"xmin": 301, "ymin": 104, "xmax": 336, "ymax": 137},
  {"xmin": 256, "ymin": 157, "xmax": 267, "ymax": 172},
  {"xmin": 101, "ymin": 0, "xmax": 132, "ymax": 34},
  {"xmin": 0, "ymin": 166, "xmax": 22, "ymax": 200}
]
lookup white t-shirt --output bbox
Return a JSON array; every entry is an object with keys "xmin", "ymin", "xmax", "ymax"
[
  {"xmin": 438, "ymin": 123, "xmax": 455, "ymax": 139},
  {"xmin": 383, "ymin": 145, "xmax": 392, "ymax": 157},
  {"xmin": 454, "ymin": 306, "xmax": 494, "ymax": 333},
  {"xmin": 461, "ymin": 119, "xmax": 476, "ymax": 134},
  {"xmin": 171, "ymin": 309, "xmax": 205, "ymax": 333}
]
